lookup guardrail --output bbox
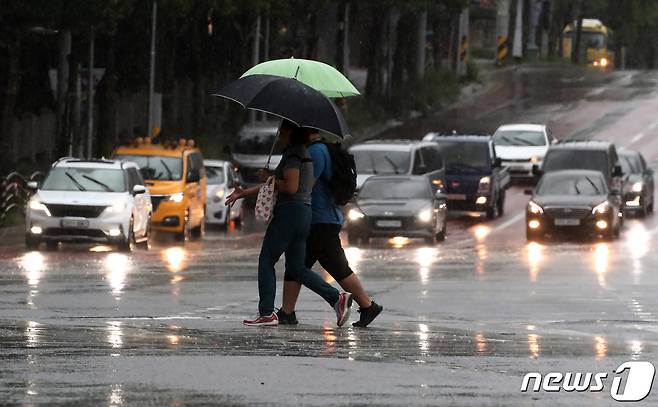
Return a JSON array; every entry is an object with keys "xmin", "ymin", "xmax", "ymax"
[{"xmin": 0, "ymin": 171, "xmax": 44, "ymax": 222}]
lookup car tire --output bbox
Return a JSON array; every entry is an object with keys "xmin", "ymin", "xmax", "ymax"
[
  {"xmin": 175, "ymin": 211, "xmax": 190, "ymax": 242},
  {"xmin": 118, "ymin": 218, "xmax": 135, "ymax": 252},
  {"xmin": 192, "ymin": 216, "xmax": 205, "ymax": 239},
  {"xmin": 497, "ymin": 191, "xmax": 506, "ymax": 216},
  {"xmin": 45, "ymin": 240, "xmax": 59, "ymax": 251},
  {"xmin": 526, "ymin": 228, "xmax": 541, "ymax": 242},
  {"xmin": 486, "ymin": 198, "xmax": 498, "ymax": 220},
  {"xmin": 25, "ymin": 235, "xmax": 40, "ymax": 250},
  {"xmin": 436, "ymin": 224, "xmax": 447, "ymax": 242},
  {"xmin": 137, "ymin": 216, "xmax": 151, "ymax": 250}
]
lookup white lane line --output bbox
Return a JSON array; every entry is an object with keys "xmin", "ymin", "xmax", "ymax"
[{"xmin": 630, "ymin": 132, "xmax": 645, "ymax": 144}]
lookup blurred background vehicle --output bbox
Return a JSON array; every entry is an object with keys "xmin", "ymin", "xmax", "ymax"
[
  {"xmin": 231, "ymin": 122, "xmax": 282, "ymax": 188},
  {"xmin": 492, "ymin": 123, "xmax": 555, "ymax": 180},
  {"xmin": 114, "ymin": 138, "xmax": 206, "ymax": 242},
  {"xmin": 619, "ymin": 149, "xmax": 655, "ymax": 216},
  {"xmin": 346, "ymin": 175, "xmax": 447, "ymax": 245},
  {"xmin": 561, "ymin": 18, "xmax": 614, "ymax": 69},
  {"xmin": 525, "ymin": 170, "xmax": 622, "ymax": 241},
  {"xmin": 425, "ymin": 133, "xmax": 510, "ymax": 219},
  {"xmin": 348, "ymin": 140, "xmax": 446, "ymax": 192},
  {"xmin": 204, "ymin": 159, "xmax": 244, "ymax": 228},
  {"xmin": 25, "ymin": 158, "xmax": 151, "ymax": 251}
]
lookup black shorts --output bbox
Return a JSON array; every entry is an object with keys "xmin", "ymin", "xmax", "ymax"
[{"xmin": 284, "ymin": 223, "xmax": 354, "ymax": 282}]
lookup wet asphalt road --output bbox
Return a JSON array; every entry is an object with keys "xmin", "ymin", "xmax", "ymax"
[{"xmin": 3, "ymin": 65, "xmax": 658, "ymax": 406}]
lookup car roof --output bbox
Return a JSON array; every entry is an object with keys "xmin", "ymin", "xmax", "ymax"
[
  {"xmin": 204, "ymin": 159, "xmax": 231, "ymax": 167},
  {"xmin": 426, "ymin": 133, "xmax": 491, "ymax": 143},
  {"xmin": 363, "ymin": 175, "xmax": 430, "ymax": 183},
  {"xmin": 542, "ymin": 169, "xmax": 606, "ymax": 178},
  {"xmin": 53, "ymin": 158, "xmax": 131, "ymax": 170},
  {"xmin": 495, "ymin": 123, "xmax": 546, "ymax": 132},
  {"xmin": 617, "ymin": 148, "xmax": 640, "ymax": 158},
  {"xmin": 550, "ymin": 140, "xmax": 614, "ymax": 151},
  {"xmin": 350, "ymin": 140, "xmax": 437, "ymax": 152}
]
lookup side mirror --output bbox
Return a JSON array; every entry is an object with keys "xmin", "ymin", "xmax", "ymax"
[
  {"xmin": 532, "ymin": 164, "xmax": 543, "ymax": 176},
  {"xmin": 27, "ymin": 181, "xmax": 39, "ymax": 190},
  {"xmin": 613, "ymin": 165, "xmax": 623, "ymax": 177},
  {"xmin": 494, "ymin": 157, "xmax": 503, "ymax": 168},
  {"xmin": 187, "ymin": 170, "xmax": 201, "ymax": 183},
  {"xmin": 524, "ymin": 189, "xmax": 533, "ymax": 195},
  {"xmin": 132, "ymin": 185, "xmax": 147, "ymax": 195}
]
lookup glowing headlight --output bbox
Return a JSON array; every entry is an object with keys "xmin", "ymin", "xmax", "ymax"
[
  {"xmin": 418, "ymin": 209, "xmax": 433, "ymax": 223},
  {"xmin": 213, "ymin": 189, "xmax": 225, "ymax": 202},
  {"xmin": 477, "ymin": 176, "xmax": 491, "ymax": 193},
  {"xmin": 105, "ymin": 201, "xmax": 126, "ymax": 213},
  {"xmin": 592, "ymin": 201, "xmax": 610, "ymax": 215},
  {"xmin": 631, "ymin": 182, "xmax": 643, "ymax": 193},
  {"xmin": 528, "ymin": 200, "xmax": 543, "ymax": 214},
  {"xmin": 348, "ymin": 208, "xmax": 365, "ymax": 221},
  {"xmin": 29, "ymin": 199, "xmax": 51, "ymax": 216},
  {"xmin": 600, "ymin": 57, "xmax": 608, "ymax": 67},
  {"xmin": 168, "ymin": 192, "xmax": 184, "ymax": 203},
  {"xmin": 530, "ymin": 155, "xmax": 541, "ymax": 164}
]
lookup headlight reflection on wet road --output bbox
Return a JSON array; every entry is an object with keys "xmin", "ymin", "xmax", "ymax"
[
  {"xmin": 415, "ymin": 247, "xmax": 438, "ymax": 286},
  {"xmin": 593, "ymin": 243, "xmax": 609, "ymax": 288},
  {"xmin": 417, "ymin": 323, "xmax": 430, "ymax": 358},
  {"xmin": 104, "ymin": 253, "xmax": 130, "ymax": 299},
  {"xmin": 594, "ymin": 335, "xmax": 608, "ymax": 360},
  {"xmin": 106, "ymin": 321, "xmax": 123, "ymax": 353},
  {"xmin": 344, "ymin": 247, "xmax": 362, "ymax": 274},
  {"xmin": 162, "ymin": 247, "xmax": 189, "ymax": 273},
  {"xmin": 526, "ymin": 242, "xmax": 543, "ymax": 282}
]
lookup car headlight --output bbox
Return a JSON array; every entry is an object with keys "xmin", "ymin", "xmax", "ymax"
[
  {"xmin": 213, "ymin": 189, "xmax": 225, "ymax": 203},
  {"xmin": 592, "ymin": 201, "xmax": 610, "ymax": 215},
  {"xmin": 528, "ymin": 200, "xmax": 543, "ymax": 215},
  {"xmin": 417, "ymin": 208, "xmax": 433, "ymax": 223},
  {"xmin": 530, "ymin": 155, "xmax": 541, "ymax": 164},
  {"xmin": 28, "ymin": 199, "xmax": 51, "ymax": 216},
  {"xmin": 631, "ymin": 182, "xmax": 643, "ymax": 193},
  {"xmin": 167, "ymin": 192, "xmax": 184, "ymax": 203},
  {"xmin": 478, "ymin": 176, "xmax": 491, "ymax": 193},
  {"xmin": 105, "ymin": 201, "xmax": 126, "ymax": 213},
  {"xmin": 348, "ymin": 208, "xmax": 365, "ymax": 221}
]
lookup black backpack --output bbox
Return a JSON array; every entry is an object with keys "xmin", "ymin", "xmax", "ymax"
[{"xmin": 318, "ymin": 142, "xmax": 357, "ymax": 206}]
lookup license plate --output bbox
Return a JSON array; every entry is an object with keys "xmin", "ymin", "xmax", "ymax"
[
  {"xmin": 61, "ymin": 218, "xmax": 89, "ymax": 228},
  {"xmin": 376, "ymin": 220, "xmax": 402, "ymax": 228},
  {"xmin": 554, "ymin": 218, "xmax": 580, "ymax": 226},
  {"xmin": 446, "ymin": 194, "xmax": 467, "ymax": 200}
]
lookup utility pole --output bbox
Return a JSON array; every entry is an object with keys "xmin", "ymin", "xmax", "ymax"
[
  {"xmin": 336, "ymin": 1, "xmax": 350, "ymax": 74},
  {"xmin": 416, "ymin": 10, "xmax": 427, "ymax": 79},
  {"xmin": 56, "ymin": 31, "xmax": 71, "ymax": 156},
  {"xmin": 147, "ymin": 0, "xmax": 157, "ymax": 139},
  {"xmin": 86, "ymin": 28, "xmax": 95, "ymax": 158},
  {"xmin": 250, "ymin": 15, "xmax": 261, "ymax": 124},
  {"xmin": 512, "ymin": 0, "xmax": 524, "ymax": 60},
  {"xmin": 495, "ymin": 0, "xmax": 511, "ymax": 66},
  {"xmin": 456, "ymin": 7, "xmax": 469, "ymax": 76}
]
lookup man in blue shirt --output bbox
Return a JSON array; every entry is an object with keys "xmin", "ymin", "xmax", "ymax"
[{"xmin": 278, "ymin": 131, "xmax": 383, "ymax": 327}]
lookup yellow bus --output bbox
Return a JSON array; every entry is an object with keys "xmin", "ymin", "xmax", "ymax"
[{"xmin": 562, "ymin": 19, "xmax": 614, "ymax": 69}]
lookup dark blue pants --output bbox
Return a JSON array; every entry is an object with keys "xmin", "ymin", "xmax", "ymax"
[{"xmin": 258, "ymin": 201, "xmax": 339, "ymax": 316}]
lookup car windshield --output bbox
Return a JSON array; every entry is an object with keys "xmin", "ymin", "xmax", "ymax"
[
  {"xmin": 537, "ymin": 173, "xmax": 607, "ymax": 196},
  {"xmin": 115, "ymin": 154, "xmax": 183, "ymax": 181},
  {"xmin": 620, "ymin": 155, "xmax": 641, "ymax": 174},
  {"xmin": 234, "ymin": 130, "xmax": 283, "ymax": 155},
  {"xmin": 206, "ymin": 166, "xmax": 225, "ymax": 185},
  {"xmin": 543, "ymin": 150, "xmax": 608, "ymax": 175},
  {"xmin": 352, "ymin": 150, "xmax": 411, "ymax": 175},
  {"xmin": 359, "ymin": 178, "xmax": 430, "ymax": 199},
  {"xmin": 41, "ymin": 168, "xmax": 126, "ymax": 192},
  {"xmin": 493, "ymin": 130, "xmax": 546, "ymax": 146},
  {"xmin": 435, "ymin": 141, "xmax": 490, "ymax": 173}
]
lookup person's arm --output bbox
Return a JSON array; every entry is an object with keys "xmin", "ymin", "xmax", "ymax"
[
  {"xmin": 225, "ymin": 184, "xmax": 262, "ymax": 207},
  {"xmin": 276, "ymin": 168, "xmax": 300, "ymax": 194}
]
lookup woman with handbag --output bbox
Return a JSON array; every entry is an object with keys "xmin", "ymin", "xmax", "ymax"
[{"xmin": 225, "ymin": 120, "xmax": 352, "ymax": 326}]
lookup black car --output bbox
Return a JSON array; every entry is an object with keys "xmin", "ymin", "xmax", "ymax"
[
  {"xmin": 346, "ymin": 176, "xmax": 448, "ymax": 245},
  {"xmin": 424, "ymin": 133, "xmax": 510, "ymax": 219},
  {"xmin": 619, "ymin": 149, "xmax": 655, "ymax": 216},
  {"xmin": 525, "ymin": 170, "xmax": 622, "ymax": 241}
]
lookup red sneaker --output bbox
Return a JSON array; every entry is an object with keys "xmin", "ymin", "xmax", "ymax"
[
  {"xmin": 334, "ymin": 292, "xmax": 353, "ymax": 327},
  {"xmin": 243, "ymin": 312, "xmax": 279, "ymax": 326}
]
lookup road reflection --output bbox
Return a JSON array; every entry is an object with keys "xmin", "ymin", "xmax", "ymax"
[
  {"xmin": 106, "ymin": 321, "xmax": 123, "ymax": 353},
  {"xmin": 104, "ymin": 253, "xmax": 130, "ymax": 299},
  {"xmin": 592, "ymin": 243, "xmax": 609, "ymax": 288},
  {"xmin": 108, "ymin": 383, "xmax": 123, "ymax": 406},
  {"xmin": 162, "ymin": 247, "xmax": 189, "ymax": 273},
  {"xmin": 528, "ymin": 333, "xmax": 540, "ymax": 359},
  {"xmin": 415, "ymin": 248, "xmax": 437, "ymax": 286},
  {"xmin": 344, "ymin": 247, "xmax": 362, "ymax": 274},
  {"xmin": 594, "ymin": 335, "xmax": 608, "ymax": 360},
  {"xmin": 25, "ymin": 320, "xmax": 41, "ymax": 348},
  {"xmin": 526, "ymin": 242, "xmax": 543, "ymax": 282},
  {"xmin": 417, "ymin": 323, "xmax": 429, "ymax": 358},
  {"xmin": 626, "ymin": 223, "xmax": 649, "ymax": 283}
]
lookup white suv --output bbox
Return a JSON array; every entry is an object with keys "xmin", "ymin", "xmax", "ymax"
[
  {"xmin": 492, "ymin": 124, "xmax": 556, "ymax": 179},
  {"xmin": 204, "ymin": 160, "xmax": 244, "ymax": 227},
  {"xmin": 25, "ymin": 158, "xmax": 152, "ymax": 251}
]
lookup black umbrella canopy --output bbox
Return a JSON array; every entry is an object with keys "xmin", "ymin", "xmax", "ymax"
[{"xmin": 213, "ymin": 74, "xmax": 349, "ymax": 138}]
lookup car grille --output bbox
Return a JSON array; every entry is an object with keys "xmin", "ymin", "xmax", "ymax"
[
  {"xmin": 544, "ymin": 207, "xmax": 591, "ymax": 219},
  {"xmin": 151, "ymin": 195, "xmax": 167, "ymax": 211},
  {"xmin": 45, "ymin": 204, "xmax": 107, "ymax": 218},
  {"xmin": 43, "ymin": 228, "xmax": 106, "ymax": 237}
]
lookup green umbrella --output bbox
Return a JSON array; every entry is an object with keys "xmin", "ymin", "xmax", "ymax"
[{"xmin": 240, "ymin": 58, "xmax": 360, "ymax": 98}]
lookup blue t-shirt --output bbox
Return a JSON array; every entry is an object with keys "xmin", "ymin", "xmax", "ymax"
[{"xmin": 308, "ymin": 142, "xmax": 344, "ymax": 225}]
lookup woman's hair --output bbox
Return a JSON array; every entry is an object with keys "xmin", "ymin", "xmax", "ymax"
[{"xmin": 280, "ymin": 119, "xmax": 311, "ymax": 145}]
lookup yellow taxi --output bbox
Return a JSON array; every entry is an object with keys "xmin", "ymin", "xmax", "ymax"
[{"xmin": 114, "ymin": 138, "xmax": 206, "ymax": 241}]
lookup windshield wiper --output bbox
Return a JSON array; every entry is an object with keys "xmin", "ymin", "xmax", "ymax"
[
  {"xmin": 160, "ymin": 159, "xmax": 173, "ymax": 180},
  {"xmin": 383, "ymin": 155, "xmax": 400, "ymax": 174},
  {"xmin": 583, "ymin": 176, "xmax": 601, "ymax": 194},
  {"xmin": 512, "ymin": 137, "xmax": 537, "ymax": 146},
  {"xmin": 82, "ymin": 175, "xmax": 114, "ymax": 192},
  {"xmin": 368, "ymin": 154, "xmax": 378, "ymax": 174},
  {"xmin": 65, "ymin": 172, "xmax": 86, "ymax": 191},
  {"xmin": 574, "ymin": 181, "xmax": 581, "ymax": 195}
]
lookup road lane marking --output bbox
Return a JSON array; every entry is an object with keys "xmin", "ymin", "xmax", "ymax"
[
  {"xmin": 630, "ymin": 132, "xmax": 645, "ymax": 144},
  {"xmin": 491, "ymin": 212, "xmax": 525, "ymax": 233}
]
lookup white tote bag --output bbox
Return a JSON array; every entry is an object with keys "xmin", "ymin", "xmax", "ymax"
[{"xmin": 255, "ymin": 176, "xmax": 277, "ymax": 222}]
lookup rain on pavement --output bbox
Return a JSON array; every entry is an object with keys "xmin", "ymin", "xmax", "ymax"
[{"xmin": 3, "ymin": 66, "xmax": 658, "ymax": 405}]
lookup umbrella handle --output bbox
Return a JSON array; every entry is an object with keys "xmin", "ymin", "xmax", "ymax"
[{"xmin": 264, "ymin": 129, "xmax": 280, "ymax": 170}]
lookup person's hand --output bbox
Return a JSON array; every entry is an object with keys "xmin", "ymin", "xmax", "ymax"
[
  {"xmin": 225, "ymin": 186, "xmax": 244, "ymax": 207},
  {"xmin": 258, "ymin": 168, "xmax": 272, "ymax": 183}
]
